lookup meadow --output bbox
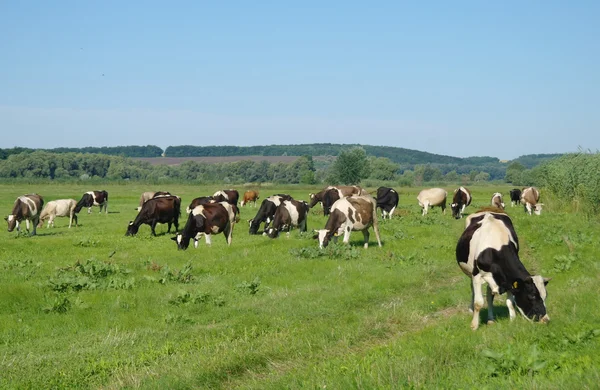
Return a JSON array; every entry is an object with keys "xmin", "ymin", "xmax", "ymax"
[{"xmin": 0, "ymin": 182, "xmax": 599, "ymax": 389}]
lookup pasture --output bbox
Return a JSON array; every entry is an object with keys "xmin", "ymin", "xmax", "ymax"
[{"xmin": 1, "ymin": 183, "xmax": 599, "ymax": 389}]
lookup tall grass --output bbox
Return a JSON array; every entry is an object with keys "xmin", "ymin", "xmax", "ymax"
[{"xmin": 540, "ymin": 152, "xmax": 600, "ymax": 214}]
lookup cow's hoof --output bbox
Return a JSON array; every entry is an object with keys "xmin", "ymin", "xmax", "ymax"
[{"xmin": 487, "ymin": 320, "xmax": 496, "ymax": 325}]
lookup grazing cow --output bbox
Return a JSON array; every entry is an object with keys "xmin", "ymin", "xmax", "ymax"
[
  {"xmin": 172, "ymin": 202, "xmax": 236, "ymax": 249},
  {"xmin": 266, "ymin": 200, "xmax": 309, "ymax": 238},
  {"xmin": 451, "ymin": 187, "xmax": 472, "ymax": 219},
  {"xmin": 38, "ymin": 199, "xmax": 78, "ymax": 228},
  {"xmin": 376, "ymin": 187, "xmax": 399, "ymax": 219},
  {"xmin": 249, "ymin": 194, "xmax": 293, "ymax": 234},
  {"xmin": 213, "ymin": 189, "xmax": 239, "ymax": 206},
  {"xmin": 417, "ymin": 188, "xmax": 447, "ymax": 216},
  {"xmin": 456, "ymin": 209, "xmax": 550, "ymax": 330},
  {"xmin": 137, "ymin": 191, "xmax": 171, "ymax": 211},
  {"xmin": 491, "ymin": 192, "xmax": 505, "ymax": 210},
  {"xmin": 5, "ymin": 194, "xmax": 44, "ymax": 236},
  {"xmin": 521, "ymin": 187, "xmax": 543, "ymax": 215},
  {"xmin": 75, "ymin": 190, "xmax": 108, "ymax": 214},
  {"xmin": 186, "ymin": 196, "xmax": 214, "ymax": 214},
  {"xmin": 308, "ymin": 186, "xmax": 365, "ymax": 212},
  {"xmin": 509, "ymin": 189, "xmax": 522, "ymax": 207},
  {"xmin": 126, "ymin": 195, "xmax": 181, "ymax": 236},
  {"xmin": 240, "ymin": 190, "xmax": 260, "ymax": 207},
  {"xmin": 314, "ymin": 195, "xmax": 382, "ymax": 249}
]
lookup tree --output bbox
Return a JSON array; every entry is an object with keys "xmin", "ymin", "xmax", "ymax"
[
  {"xmin": 330, "ymin": 147, "xmax": 371, "ymax": 185},
  {"xmin": 369, "ymin": 157, "xmax": 399, "ymax": 180}
]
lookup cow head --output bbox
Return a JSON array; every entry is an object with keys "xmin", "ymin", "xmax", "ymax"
[
  {"xmin": 313, "ymin": 229, "xmax": 335, "ymax": 248},
  {"xmin": 450, "ymin": 203, "xmax": 461, "ymax": 219},
  {"xmin": 248, "ymin": 218, "xmax": 260, "ymax": 235},
  {"xmin": 125, "ymin": 221, "xmax": 139, "ymax": 236},
  {"xmin": 511, "ymin": 276, "xmax": 550, "ymax": 323},
  {"xmin": 171, "ymin": 234, "xmax": 192, "ymax": 250},
  {"xmin": 534, "ymin": 203, "xmax": 544, "ymax": 215},
  {"xmin": 308, "ymin": 193, "xmax": 319, "ymax": 208},
  {"xmin": 5, "ymin": 215, "xmax": 17, "ymax": 232}
]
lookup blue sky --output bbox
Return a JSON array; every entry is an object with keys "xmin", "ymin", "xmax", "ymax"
[{"xmin": 1, "ymin": 1, "xmax": 598, "ymax": 159}]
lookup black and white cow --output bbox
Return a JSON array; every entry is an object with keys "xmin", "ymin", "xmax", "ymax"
[
  {"xmin": 509, "ymin": 189, "xmax": 522, "ymax": 207},
  {"xmin": 75, "ymin": 190, "xmax": 108, "ymax": 214},
  {"xmin": 521, "ymin": 187, "xmax": 543, "ymax": 215},
  {"xmin": 5, "ymin": 194, "xmax": 44, "ymax": 236},
  {"xmin": 186, "ymin": 196, "xmax": 214, "ymax": 214},
  {"xmin": 314, "ymin": 195, "xmax": 382, "ymax": 249},
  {"xmin": 265, "ymin": 200, "xmax": 309, "ymax": 238},
  {"xmin": 213, "ymin": 189, "xmax": 239, "ymax": 206},
  {"xmin": 376, "ymin": 187, "xmax": 399, "ymax": 219},
  {"xmin": 126, "ymin": 195, "xmax": 181, "ymax": 236},
  {"xmin": 309, "ymin": 186, "xmax": 365, "ymax": 216},
  {"xmin": 451, "ymin": 186, "xmax": 472, "ymax": 219},
  {"xmin": 172, "ymin": 202, "xmax": 236, "ymax": 249},
  {"xmin": 249, "ymin": 194, "xmax": 293, "ymax": 234},
  {"xmin": 456, "ymin": 209, "xmax": 550, "ymax": 330}
]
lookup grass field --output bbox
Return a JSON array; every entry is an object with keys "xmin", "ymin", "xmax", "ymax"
[{"xmin": 1, "ymin": 183, "xmax": 599, "ymax": 389}]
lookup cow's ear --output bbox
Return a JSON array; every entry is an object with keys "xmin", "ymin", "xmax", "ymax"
[
  {"xmin": 170, "ymin": 236, "xmax": 177, "ymax": 241},
  {"xmin": 543, "ymin": 277, "xmax": 552, "ymax": 285},
  {"xmin": 3, "ymin": 216, "xmax": 7, "ymax": 221}
]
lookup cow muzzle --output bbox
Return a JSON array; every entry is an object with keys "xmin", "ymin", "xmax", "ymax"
[{"xmin": 540, "ymin": 314, "xmax": 550, "ymax": 324}]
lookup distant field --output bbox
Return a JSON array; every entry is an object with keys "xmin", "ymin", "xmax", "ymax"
[
  {"xmin": 134, "ymin": 156, "xmax": 330, "ymax": 165},
  {"xmin": 0, "ymin": 183, "xmax": 598, "ymax": 389}
]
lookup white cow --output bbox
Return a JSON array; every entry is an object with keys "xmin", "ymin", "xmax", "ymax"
[
  {"xmin": 417, "ymin": 188, "xmax": 447, "ymax": 216},
  {"xmin": 38, "ymin": 199, "xmax": 78, "ymax": 228}
]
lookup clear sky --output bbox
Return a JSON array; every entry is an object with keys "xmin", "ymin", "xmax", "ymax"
[{"xmin": 1, "ymin": 1, "xmax": 598, "ymax": 159}]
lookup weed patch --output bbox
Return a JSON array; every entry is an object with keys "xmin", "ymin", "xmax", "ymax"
[
  {"xmin": 236, "ymin": 277, "xmax": 261, "ymax": 295},
  {"xmin": 482, "ymin": 345, "xmax": 548, "ymax": 377},
  {"xmin": 48, "ymin": 258, "xmax": 135, "ymax": 292}
]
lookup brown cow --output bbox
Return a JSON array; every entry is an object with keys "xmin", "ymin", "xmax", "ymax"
[
  {"xmin": 5, "ymin": 194, "xmax": 44, "ymax": 236},
  {"xmin": 491, "ymin": 192, "xmax": 505, "ymax": 210},
  {"xmin": 241, "ymin": 190, "xmax": 260, "ymax": 207},
  {"xmin": 126, "ymin": 195, "xmax": 181, "ymax": 236},
  {"xmin": 521, "ymin": 187, "xmax": 543, "ymax": 215}
]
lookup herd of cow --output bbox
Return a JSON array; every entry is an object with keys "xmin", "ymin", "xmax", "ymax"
[{"xmin": 4, "ymin": 184, "xmax": 549, "ymax": 330}]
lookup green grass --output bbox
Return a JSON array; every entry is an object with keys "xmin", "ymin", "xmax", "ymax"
[{"xmin": 0, "ymin": 183, "xmax": 599, "ymax": 389}]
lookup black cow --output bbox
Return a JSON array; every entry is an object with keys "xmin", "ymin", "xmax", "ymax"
[
  {"xmin": 126, "ymin": 195, "xmax": 181, "ymax": 236},
  {"xmin": 509, "ymin": 189, "xmax": 522, "ymax": 207},
  {"xmin": 451, "ymin": 187, "xmax": 471, "ymax": 219},
  {"xmin": 376, "ymin": 187, "xmax": 399, "ymax": 220},
  {"xmin": 249, "ymin": 194, "xmax": 293, "ymax": 234},
  {"xmin": 456, "ymin": 209, "xmax": 550, "ymax": 330},
  {"xmin": 265, "ymin": 200, "xmax": 309, "ymax": 238},
  {"xmin": 172, "ymin": 202, "xmax": 236, "ymax": 249},
  {"xmin": 75, "ymin": 190, "xmax": 109, "ymax": 214}
]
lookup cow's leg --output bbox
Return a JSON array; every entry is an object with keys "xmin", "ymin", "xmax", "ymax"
[
  {"xmin": 49, "ymin": 215, "xmax": 55, "ymax": 228},
  {"xmin": 150, "ymin": 221, "xmax": 158, "ymax": 236},
  {"xmin": 88, "ymin": 207, "xmax": 92, "ymax": 214},
  {"xmin": 461, "ymin": 204, "xmax": 466, "ymax": 217},
  {"xmin": 224, "ymin": 223, "xmax": 232, "ymax": 245},
  {"xmin": 25, "ymin": 219, "xmax": 30, "ymax": 232},
  {"xmin": 167, "ymin": 222, "xmax": 172, "ymax": 233},
  {"xmin": 362, "ymin": 229, "xmax": 370, "ymax": 249},
  {"xmin": 389, "ymin": 206, "xmax": 396, "ymax": 219},
  {"xmin": 525, "ymin": 203, "xmax": 533, "ymax": 215},
  {"xmin": 482, "ymin": 273, "xmax": 499, "ymax": 296},
  {"xmin": 104, "ymin": 201, "xmax": 108, "ymax": 214},
  {"xmin": 471, "ymin": 274, "xmax": 484, "ymax": 330},
  {"xmin": 31, "ymin": 218, "xmax": 38, "ymax": 236},
  {"xmin": 15, "ymin": 220, "xmax": 20, "ymax": 232},
  {"xmin": 422, "ymin": 201, "xmax": 429, "ymax": 216},
  {"xmin": 506, "ymin": 291, "xmax": 517, "ymax": 320},
  {"xmin": 486, "ymin": 285, "xmax": 496, "ymax": 324},
  {"xmin": 73, "ymin": 214, "xmax": 78, "ymax": 227},
  {"xmin": 469, "ymin": 281, "xmax": 474, "ymax": 313},
  {"xmin": 67, "ymin": 213, "xmax": 72, "ymax": 228},
  {"xmin": 343, "ymin": 227, "xmax": 352, "ymax": 244},
  {"xmin": 204, "ymin": 234, "xmax": 212, "ymax": 246}
]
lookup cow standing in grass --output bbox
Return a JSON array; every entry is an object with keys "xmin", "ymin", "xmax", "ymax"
[
  {"xmin": 376, "ymin": 187, "xmax": 399, "ymax": 219},
  {"xmin": 172, "ymin": 202, "xmax": 236, "ymax": 249},
  {"xmin": 5, "ymin": 194, "xmax": 44, "ymax": 236},
  {"xmin": 266, "ymin": 200, "xmax": 309, "ymax": 238},
  {"xmin": 314, "ymin": 195, "xmax": 381, "ymax": 249},
  {"xmin": 509, "ymin": 189, "xmax": 522, "ymax": 207},
  {"xmin": 456, "ymin": 209, "xmax": 550, "ymax": 330},
  {"xmin": 241, "ymin": 190, "xmax": 260, "ymax": 207},
  {"xmin": 126, "ymin": 195, "xmax": 181, "ymax": 236},
  {"xmin": 75, "ymin": 190, "xmax": 108, "ymax": 214},
  {"xmin": 521, "ymin": 187, "xmax": 543, "ymax": 215},
  {"xmin": 451, "ymin": 187, "xmax": 472, "ymax": 219},
  {"xmin": 417, "ymin": 188, "xmax": 447, "ymax": 216},
  {"xmin": 309, "ymin": 186, "xmax": 365, "ymax": 215},
  {"xmin": 38, "ymin": 199, "xmax": 78, "ymax": 228},
  {"xmin": 491, "ymin": 192, "xmax": 505, "ymax": 210},
  {"xmin": 249, "ymin": 194, "xmax": 293, "ymax": 234}
]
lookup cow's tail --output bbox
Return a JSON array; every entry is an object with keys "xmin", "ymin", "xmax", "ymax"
[{"xmin": 370, "ymin": 196, "xmax": 382, "ymax": 247}]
